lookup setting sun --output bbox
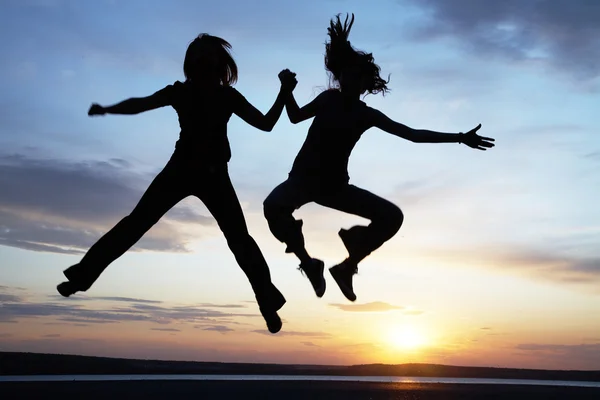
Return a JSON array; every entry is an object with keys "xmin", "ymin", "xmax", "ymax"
[{"xmin": 389, "ymin": 326, "xmax": 427, "ymax": 350}]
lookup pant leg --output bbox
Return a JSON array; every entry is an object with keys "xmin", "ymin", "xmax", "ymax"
[
  {"xmin": 65, "ymin": 158, "xmax": 190, "ymax": 290},
  {"xmin": 262, "ymin": 178, "xmax": 313, "ymax": 254},
  {"xmin": 194, "ymin": 166, "xmax": 285, "ymax": 312},
  {"xmin": 314, "ymin": 184, "xmax": 404, "ymax": 263}
]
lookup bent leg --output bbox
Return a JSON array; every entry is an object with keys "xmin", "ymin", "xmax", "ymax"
[
  {"xmin": 262, "ymin": 179, "xmax": 312, "ymax": 262},
  {"xmin": 197, "ymin": 168, "xmax": 285, "ymax": 314},
  {"xmin": 64, "ymin": 163, "xmax": 188, "ymax": 291},
  {"xmin": 316, "ymin": 185, "xmax": 404, "ymax": 264}
]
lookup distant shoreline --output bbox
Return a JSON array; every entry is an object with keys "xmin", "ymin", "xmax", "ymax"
[
  {"xmin": 2, "ymin": 380, "xmax": 600, "ymax": 400},
  {"xmin": 1, "ymin": 352, "xmax": 599, "ymax": 382}
]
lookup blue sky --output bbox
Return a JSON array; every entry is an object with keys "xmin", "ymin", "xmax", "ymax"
[{"xmin": 1, "ymin": 0, "xmax": 599, "ymax": 369}]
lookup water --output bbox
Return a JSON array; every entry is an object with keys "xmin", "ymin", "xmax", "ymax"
[{"xmin": 1, "ymin": 374, "xmax": 599, "ymax": 388}]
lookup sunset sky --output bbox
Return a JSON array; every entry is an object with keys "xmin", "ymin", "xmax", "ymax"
[{"xmin": 1, "ymin": 0, "xmax": 599, "ymax": 371}]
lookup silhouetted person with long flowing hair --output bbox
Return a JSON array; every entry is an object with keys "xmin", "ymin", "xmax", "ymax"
[
  {"xmin": 57, "ymin": 34, "xmax": 298, "ymax": 333},
  {"xmin": 264, "ymin": 14, "xmax": 495, "ymax": 302}
]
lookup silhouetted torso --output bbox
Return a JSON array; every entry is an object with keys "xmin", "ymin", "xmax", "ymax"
[
  {"xmin": 157, "ymin": 80, "xmax": 245, "ymax": 164},
  {"xmin": 289, "ymin": 90, "xmax": 375, "ymax": 185}
]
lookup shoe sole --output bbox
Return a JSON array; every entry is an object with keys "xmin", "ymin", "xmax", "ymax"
[
  {"xmin": 329, "ymin": 266, "xmax": 357, "ymax": 302},
  {"xmin": 311, "ymin": 260, "xmax": 326, "ymax": 298},
  {"xmin": 56, "ymin": 281, "xmax": 77, "ymax": 297}
]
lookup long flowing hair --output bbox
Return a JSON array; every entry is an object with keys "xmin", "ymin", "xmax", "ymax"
[{"xmin": 324, "ymin": 13, "xmax": 390, "ymax": 95}]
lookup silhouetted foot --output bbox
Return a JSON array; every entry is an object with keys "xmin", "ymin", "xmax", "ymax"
[
  {"xmin": 298, "ymin": 258, "xmax": 326, "ymax": 297},
  {"xmin": 56, "ymin": 281, "xmax": 78, "ymax": 297},
  {"xmin": 329, "ymin": 259, "xmax": 358, "ymax": 302},
  {"xmin": 260, "ymin": 309, "xmax": 282, "ymax": 334}
]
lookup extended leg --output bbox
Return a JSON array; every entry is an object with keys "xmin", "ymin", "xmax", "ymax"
[
  {"xmin": 58, "ymin": 162, "xmax": 188, "ymax": 296},
  {"xmin": 197, "ymin": 167, "xmax": 285, "ymax": 333}
]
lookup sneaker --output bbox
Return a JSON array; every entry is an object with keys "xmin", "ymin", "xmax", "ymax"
[
  {"xmin": 298, "ymin": 258, "xmax": 326, "ymax": 298},
  {"xmin": 329, "ymin": 259, "xmax": 358, "ymax": 302},
  {"xmin": 56, "ymin": 281, "xmax": 78, "ymax": 297}
]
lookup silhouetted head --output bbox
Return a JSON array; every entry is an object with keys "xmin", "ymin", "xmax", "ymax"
[
  {"xmin": 324, "ymin": 13, "xmax": 390, "ymax": 96},
  {"xmin": 183, "ymin": 34, "xmax": 238, "ymax": 86}
]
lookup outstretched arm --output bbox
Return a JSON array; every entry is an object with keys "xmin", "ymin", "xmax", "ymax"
[
  {"xmin": 284, "ymin": 90, "xmax": 324, "ymax": 124},
  {"xmin": 88, "ymin": 86, "xmax": 173, "ymax": 116},
  {"xmin": 371, "ymin": 110, "xmax": 495, "ymax": 150},
  {"xmin": 231, "ymin": 70, "xmax": 297, "ymax": 132}
]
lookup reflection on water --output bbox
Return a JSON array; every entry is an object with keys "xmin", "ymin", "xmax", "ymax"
[{"xmin": 1, "ymin": 375, "xmax": 599, "ymax": 388}]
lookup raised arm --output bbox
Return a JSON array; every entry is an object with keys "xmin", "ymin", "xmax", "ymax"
[
  {"xmin": 284, "ymin": 90, "xmax": 325, "ymax": 124},
  {"xmin": 88, "ymin": 86, "xmax": 173, "ymax": 116},
  {"xmin": 371, "ymin": 109, "xmax": 495, "ymax": 150},
  {"xmin": 231, "ymin": 70, "xmax": 297, "ymax": 132}
]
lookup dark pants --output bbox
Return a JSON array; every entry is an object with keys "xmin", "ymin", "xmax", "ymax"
[
  {"xmin": 64, "ymin": 154, "xmax": 284, "ymax": 312},
  {"xmin": 263, "ymin": 178, "xmax": 404, "ymax": 263}
]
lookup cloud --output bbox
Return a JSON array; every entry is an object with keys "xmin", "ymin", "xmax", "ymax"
[
  {"xmin": 481, "ymin": 327, "xmax": 492, "ymax": 330},
  {"xmin": 0, "ymin": 154, "xmax": 215, "ymax": 255},
  {"xmin": 93, "ymin": 297, "xmax": 163, "ymax": 304},
  {"xmin": 404, "ymin": 0, "xmax": 600, "ymax": 83},
  {"xmin": 584, "ymin": 151, "xmax": 600, "ymax": 161},
  {"xmin": 151, "ymin": 328, "xmax": 180, "ymax": 332},
  {"xmin": 43, "ymin": 334, "xmax": 61, "ymax": 338},
  {"xmin": 202, "ymin": 325, "xmax": 234, "ymax": 334},
  {"xmin": 197, "ymin": 303, "xmax": 247, "ymax": 309},
  {"xmin": 0, "ymin": 291, "xmax": 260, "ymax": 327},
  {"xmin": 0, "ymin": 333, "xmax": 13, "ymax": 338},
  {"xmin": 0, "ymin": 294, "xmax": 22, "ymax": 303},
  {"xmin": 252, "ymin": 330, "xmax": 332, "ymax": 338},
  {"xmin": 497, "ymin": 250, "xmax": 600, "ymax": 286},
  {"xmin": 329, "ymin": 302, "xmax": 404, "ymax": 312},
  {"xmin": 302, "ymin": 341, "xmax": 319, "ymax": 347},
  {"xmin": 433, "ymin": 246, "xmax": 600, "ymax": 292}
]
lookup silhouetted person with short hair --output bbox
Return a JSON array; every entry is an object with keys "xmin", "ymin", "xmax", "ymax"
[
  {"xmin": 57, "ymin": 34, "xmax": 298, "ymax": 334},
  {"xmin": 264, "ymin": 14, "xmax": 495, "ymax": 302}
]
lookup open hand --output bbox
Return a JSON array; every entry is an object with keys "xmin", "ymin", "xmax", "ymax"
[
  {"xmin": 278, "ymin": 69, "xmax": 297, "ymax": 92},
  {"xmin": 88, "ymin": 103, "xmax": 106, "ymax": 116},
  {"xmin": 460, "ymin": 124, "xmax": 495, "ymax": 150}
]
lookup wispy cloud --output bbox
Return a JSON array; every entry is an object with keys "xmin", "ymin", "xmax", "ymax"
[
  {"xmin": 403, "ymin": 0, "xmax": 600, "ymax": 84},
  {"xmin": 252, "ymin": 330, "xmax": 332, "ymax": 338},
  {"xmin": 151, "ymin": 328, "xmax": 180, "ymax": 332},
  {"xmin": 329, "ymin": 302, "xmax": 404, "ymax": 312},
  {"xmin": 0, "ymin": 289, "xmax": 259, "ymax": 327},
  {"xmin": 0, "ymin": 154, "xmax": 214, "ymax": 255},
  {"xmin": 202, "ymin": 325, "xmax": 234, "ymax": 334},
  {"xmin": 197, "ymin": 303, "xmax": 247, "ymax": 309},
  {"xmin": 431, "ymin": 246, "xmax": 600, "ymax": 292}
]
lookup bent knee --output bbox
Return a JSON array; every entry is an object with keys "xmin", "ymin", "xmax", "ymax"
[
  {"xmin": 262, "ymin": 195, "xmax": 277, "ymax": 215},
  {"xmin": 263, "ymin": 196, "xmax": 290, "ymax": 221},
  {"xmin": 377, "ymin": 204, "xmax": 403, "ymax": 234},
  {"xmin": 390, "ymin": 206, "xmax": 404, "ymax": 232}
]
